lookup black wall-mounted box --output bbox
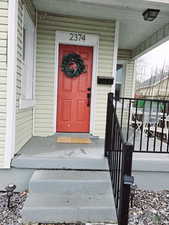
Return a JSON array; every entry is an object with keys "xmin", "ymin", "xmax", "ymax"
[{"xmin": 97, "ymin": 76, "xmax": 114, "ymax": 85}]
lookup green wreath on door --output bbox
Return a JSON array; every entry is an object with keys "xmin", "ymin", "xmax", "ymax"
[{"xmin": 61, "ymin": 53, "xmax": 86, "ymax": 78}]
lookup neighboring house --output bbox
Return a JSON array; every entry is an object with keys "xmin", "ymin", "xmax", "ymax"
[
  {"xmin": 1, "ymin": 0, "xmax": 169, "ymax": 169},
  {"xmin": 136, "ymin": 74, "xmax": 169, "ymax": 99}
]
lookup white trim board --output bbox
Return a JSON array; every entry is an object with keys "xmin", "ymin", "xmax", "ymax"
[
  {"xmin": 54, "ymin": 31, "xmax": 99, "ymax": 135},
  {"xmin": 4, "ymin": 0, "xmax": 18, "ymax": 168}
]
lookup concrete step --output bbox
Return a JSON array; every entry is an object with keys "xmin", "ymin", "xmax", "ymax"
[
  {"xmin": 22, "ymin": 193, "xmax": 117, "ymax": 224},
  {"xmin": 29, "ymin": 170, "xmax": 111, "ymax": 194},
  {"xmin": 12, "ymin": 157, "xmax": 108, "ymax": 170}
]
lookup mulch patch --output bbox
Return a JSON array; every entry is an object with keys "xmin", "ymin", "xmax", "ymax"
[
  {"xmin": 0, "ymin": 191, "xmax": 27, "ymax": 225},
  {"xmin": 129, "ymin": 189, "xmax": 169, "ymax": 225}
]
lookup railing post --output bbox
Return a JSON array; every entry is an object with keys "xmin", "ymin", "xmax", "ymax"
[
  {"xmin": 118, "ymin": 142, "xmax": 134, "ymax": 225},
  {"xmin": 104, "ymin": 92, "xmax": 114, "ymax": 157}
]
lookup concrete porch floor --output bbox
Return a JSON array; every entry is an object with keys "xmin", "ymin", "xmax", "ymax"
[
  {"xmin": 12, "ymin": 134, "xmax": 108, "ymax": 170},
  {"xmin": 11, "ymin": 132, "xmax": 169, "ymax": 172}
]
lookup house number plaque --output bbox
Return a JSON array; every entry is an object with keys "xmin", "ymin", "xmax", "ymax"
[{"xmin": 69, "ymin": 32, "xmax": 86, "ymax": 42}]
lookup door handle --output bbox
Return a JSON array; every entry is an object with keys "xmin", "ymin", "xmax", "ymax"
[{"xmin": 87, "ymin": 93, "xmax": 91, "ymax": 107}]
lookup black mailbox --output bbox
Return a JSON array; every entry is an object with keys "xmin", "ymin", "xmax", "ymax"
[{"xmin": 97, "ymin": 76, "xmax": 114, "ymax": 85}]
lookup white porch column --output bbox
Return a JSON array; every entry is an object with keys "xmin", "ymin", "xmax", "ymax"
[{"xmin": 5, "ymin": 0, "xmax": 18, "ymax": 168}]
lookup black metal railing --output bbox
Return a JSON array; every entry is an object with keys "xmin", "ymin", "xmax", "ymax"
[
  {"xmin": 105, "ymin": 93, "xmax": 134, "ymax": 225},
  {"xmin": 113, "ymin": 96, "xmax": 169, "ymax": 153}
]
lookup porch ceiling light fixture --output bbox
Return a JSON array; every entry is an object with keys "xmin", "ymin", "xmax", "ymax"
[{"xmin": 142, "ymin": 9, "xmax": 160, "ymax": 21}]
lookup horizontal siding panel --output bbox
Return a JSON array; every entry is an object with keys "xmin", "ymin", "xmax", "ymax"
[
  {"xmin": 0, "ymin": 91, "xmax": 7, "ymax": 99},
  {"xmin": 36, "ymin": 94, "xmax": 54, "ymax": 100},
  {"xmin": 36, "ymin": 77, "xmax": 54, "ymax": 83},
  {"xmin": 16, "ymin": 134, "xmax": 32, "ymax": 152},
  {"xmin": 38, "ymin": 23, "xmax": 114, "ymax": 35},
  {"xmin": 15, "ymin": 109, "xmax": 33, "ymax": 153},
  {"xmin": 0, "ymin": 141, "xmax": 5, "ymax": 148},
  {"xmin": 16, "ymin": 116, "xmax": 32, "ymax": 127},
  {"xmin": 0, "ymin": 127, "xmax": 6, "ymax": 135},
  {"xmin": 0, "ymin": 46, "xmax": 7, "ymax": 54},
  {"xmin": 35, "ymin": 109, "xmax": 53, "ymax": 114},
  {"xmin": 35, "ymin": 90, "xmax": 54, "ymax": 97},
  {"xmin": 0, "ymin": 55, "xmax": 7, "ymax": 61},
  {"xmin": 0, "ymin": 41, "xmax": 6, "ymax": 48},
  {"xmin": 0, "ymin": 69, "xmax": 7, "ymax": 75},
  {"xmin": 0, "ymin": 16, "xmax": 7, "ymax": 24},
  {"xmin": 0, "ymin": 112, "xmax": 6, "ymax": 121},
  {"xmin": 35, "ymin": 118, "xmax": 53, "ymax": 124},
  {"xmin": 0, "ymin": 120, "xmax": 6, "ymax": 127},
  {"xmin": 16, "ymin": 125, "xmax": 32, "ymax": 137},
  {"xmin": 0, "ymin": 62, "xmax": 7, "ymax": 69},
  {"xmin": 34, "ymin": 126, "xmax": 53, "ymax": 131},
  {"xmin": 16, "ymin": 108, "xmax": 33, "ymax": 120},
  {"xmin": 36, "ymin": 98, "xmax": 54, "ymax": 107},
  {"xmin": 0, "ymin": 32, "xmax": 7, "ymax": 39},
  {"xmin": 36, "ymin": 83, "xmax": 54, "ymax": 89},
  {"xmin": 33, "ymin": 132, "xmax": 54, "ymax": 137},
  {"xmin": 0, "ymin": 83, "xmax": 7, "ymax": 91},
  {"xmin": 36, "ymin": 65, "xmax": 54, "ymax": 72},
  {"xmin": 0, "ymin": 24, "xmax": 7, "ymax": 32},
  {"xmin": 36, "ymin": 62, "xmax": 54, "ymax": 68},
  {"xmin": 40, "ymin": 15, "xmax": 115, "ymax": 28},
  {"xmin": 0, "ymin": 105, "xmax": 6, "ymax": 112},
  {"xmin": 34, "ymin": 115, "xmax": 53, "ymax": 121},
  {"xmin": 0, "ymin": 9, "xmax": 8, "ymax": 17},
  {"xmin": 118, "ymin": 49, "xmax": 132, "ymax": 60},
  {"xmin": 36, "ymin": 58, "xmax": 54, "ymax": 64},
  {"xmin": 0, "ymin": 1, "xmax": 8, "ymax": 9},
  {"xmin": 0, "ymin": 99, "xmax": 6, "ymax": 105},
  {"xmin": 34, "ymin": 123, "xmax": 53, "ymax": 129}
]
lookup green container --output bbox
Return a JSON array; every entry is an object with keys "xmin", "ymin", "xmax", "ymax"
[{"xmin": 133, "ymin": 100, "xmax": 145, "ymax": 108}]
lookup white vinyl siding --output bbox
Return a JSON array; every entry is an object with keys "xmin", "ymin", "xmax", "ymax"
[
  {"xmin": 34, "ymin": 13, "xmax": 116, "ymax": 137},
  {"xmin": 118, "ymin": 49, "xmax": 132, "ymax": 60},
  {"xmin": 15, "ymin": 0, "xmax": 35, "ymax": 153},
  {"xmin": 124, "ymin": 61, "xmax": 135, "ymax": 98},
  {"xmin": 0, "ymin": 0, "xmax": 8, "ymax": 167}
]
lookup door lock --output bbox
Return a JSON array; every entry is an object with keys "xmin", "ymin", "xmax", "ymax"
[{"xmin": 87, "ymin": 93, "xmax": 91, "ymax": 107}]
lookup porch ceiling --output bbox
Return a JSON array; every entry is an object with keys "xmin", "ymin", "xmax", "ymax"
[{"xmin": 33, "ymin": 0, "xmax": 169, "ymax": 50}]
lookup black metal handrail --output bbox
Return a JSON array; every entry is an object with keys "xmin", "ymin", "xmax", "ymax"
[
  {"xmin": 105, "ymin": 93, "xmax": 134, "ymax": 225},
  {"xmin": 114, "ymin": 96, "xmax": 169, "ymax": 103}
]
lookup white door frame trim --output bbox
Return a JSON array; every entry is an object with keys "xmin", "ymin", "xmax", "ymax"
[
  {"xmin": 54, "ymin": 31, "xmax": 99, "ymax": 134},
  {"xmin": 5, "ymin": 0, "xmax": 18, "ymax": 168}
]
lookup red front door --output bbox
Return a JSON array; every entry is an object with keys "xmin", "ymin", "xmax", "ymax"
[{"xmin": 56, "ymin": 44, "xmax": 93, "ymax": 132}]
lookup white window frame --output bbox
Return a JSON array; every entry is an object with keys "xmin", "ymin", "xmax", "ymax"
[{"xmin": 20, "ymin": 6, "xmax": 36, "ymax": 109}]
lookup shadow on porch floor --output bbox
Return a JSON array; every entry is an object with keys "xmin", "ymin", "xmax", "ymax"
[{"xmin": 11, "ymin": 134, "xmax": 108, "ymax": 170}]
